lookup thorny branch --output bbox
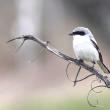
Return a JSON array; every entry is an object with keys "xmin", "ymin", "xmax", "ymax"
[{"xmin": 7, "ymin": 35, "xmax": 110, "ymax": 107}]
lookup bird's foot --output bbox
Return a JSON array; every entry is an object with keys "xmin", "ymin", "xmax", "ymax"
[{"xmin": 91, "ymin": 61, "xmax": 96, "ymax": 70}]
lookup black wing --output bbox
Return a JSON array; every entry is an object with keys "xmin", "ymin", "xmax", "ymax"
[{"xmin": 90, "ymin": 39, "xmax": 103, "ymax": 62}]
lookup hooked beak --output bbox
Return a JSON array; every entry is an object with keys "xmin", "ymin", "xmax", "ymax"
[{"xmin": 69, "ymin": 32, "xmax": 74, "ymax": 36}]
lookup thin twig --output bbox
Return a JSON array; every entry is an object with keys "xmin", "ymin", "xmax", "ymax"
[
  {"xmin": 66, "ymin": 62, "xmax": 95, "ymax": 84},
  {"xmin": 16, "ymin": 39, "xmax": 25, "ymax": 52},
  {"xmin": 87, "ymin": 85, "xmax": 106, "ymax": 107},
  {"xmin": 66, "ymin": 62, "xmax": 74, "ymax": 82},
  {"xmin": 75, "ymin": 74, "xmax": 95, "ymax": 82},
  {"xmin": 74, "ymin": 66, "xmax": 81, "ymax": 86},
  {"xmin": 91, "ymin": 80, "xmax": 103, "ymax": 93}
]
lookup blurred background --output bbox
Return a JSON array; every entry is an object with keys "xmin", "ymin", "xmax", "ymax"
[{"xmin": 0, "ymin": 0, "xmax": 110, "ymax": 109}]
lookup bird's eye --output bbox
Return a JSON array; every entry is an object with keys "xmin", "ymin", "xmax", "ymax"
[{"xmin": 73, "ymin": 31, "xmax": 85, "ymax": 36}]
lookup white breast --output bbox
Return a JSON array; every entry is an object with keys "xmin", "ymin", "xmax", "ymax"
[{"xmin": 73, "ymin": 35, "xmax": 99, "ymax": 62}]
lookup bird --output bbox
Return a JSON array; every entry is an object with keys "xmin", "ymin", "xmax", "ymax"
[{"xmin": 69, "ymin": 27, "xmax": 110, "ymax": 74}]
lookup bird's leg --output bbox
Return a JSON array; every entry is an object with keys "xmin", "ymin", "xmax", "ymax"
[
  {"xmin": 79, "ymin": 59, "xmax": 83, "ymax": 63},
  {"xmin": 92, "ymin": 61, "xmax": 96, "ymax": 68},
  {"xmin": 74, "ymin": 65, "xmax": 82, "ymax": 86}
]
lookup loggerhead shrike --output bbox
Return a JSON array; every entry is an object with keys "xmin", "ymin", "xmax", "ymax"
[{"xmin": 69, "ymin": 27, "xmax": 110, "ymax": 74}]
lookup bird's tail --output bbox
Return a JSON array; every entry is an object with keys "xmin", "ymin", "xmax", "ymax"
[{"xmin": 97, "ymin": 61, "xmax": 110, "ymax": 74}]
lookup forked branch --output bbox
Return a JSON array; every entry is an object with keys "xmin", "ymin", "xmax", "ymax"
[{"xmin": 7, "ymin": 35, "xmax": 110, "ymax": 88}]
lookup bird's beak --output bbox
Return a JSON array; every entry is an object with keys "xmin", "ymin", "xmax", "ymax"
[{"xmin": 69, "ymin": 32, "xmax": 73, "ymax": 36}]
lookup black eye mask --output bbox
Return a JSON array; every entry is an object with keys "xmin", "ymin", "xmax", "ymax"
[{"xmin": 69, "ymin": 31, "xmax": 85, "ymax": 36}]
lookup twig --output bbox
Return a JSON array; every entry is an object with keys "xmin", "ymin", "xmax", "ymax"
[
  {"xmin": 76, "ymin": 74, "xmax": 95, "ymax": 82},
  {"xmin": 66, "ymin": 62, "xmax": 95, "ymax": 84},
  {"xmin": 74, "ymin": 66, "xmax": 81, "ymax": 86},
  {"xmin": 87, "ymin": 85, "xmax": 106, "ymax": 107},
  {"xmin": 7, "ymin": 35, "xmax": 110, "ymax": 88},
  {"xmin": 66, "ymin": 62, "xmax": 73, "ymax": 82}
]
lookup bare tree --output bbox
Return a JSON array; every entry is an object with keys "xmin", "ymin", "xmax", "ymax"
[{"xmin": 11, "ymin": 0, "xmax": 43, "ymax": 61}]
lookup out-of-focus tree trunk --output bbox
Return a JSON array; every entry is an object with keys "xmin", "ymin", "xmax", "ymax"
[{"xmin": 11, "ymin": 0, "xmax": 43, "ymax": 62}]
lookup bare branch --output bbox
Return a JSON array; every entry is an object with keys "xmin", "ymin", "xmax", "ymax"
[
  {"xmin": 7, "ymin": 35, "xmax": 110, "ymax": 88},
  {"xmin": 66, "ymin": 62, "xmax": 74, "ymax": 82},
  {"xmin": 75, "ymin": 74, "xmax": 95, "ymax": 82},
  {"xmin": 74, "ymin": 66, "xmax": 81, "ymax": 86}
]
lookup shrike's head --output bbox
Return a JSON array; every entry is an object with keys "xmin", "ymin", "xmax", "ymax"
[
  {"xmin": 69, "ymin": 27, "xmax": 93, "ymax": 37},
  {"xmin": 69, "ymin": 27, "xmax": 97, "ymax": 43}
]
